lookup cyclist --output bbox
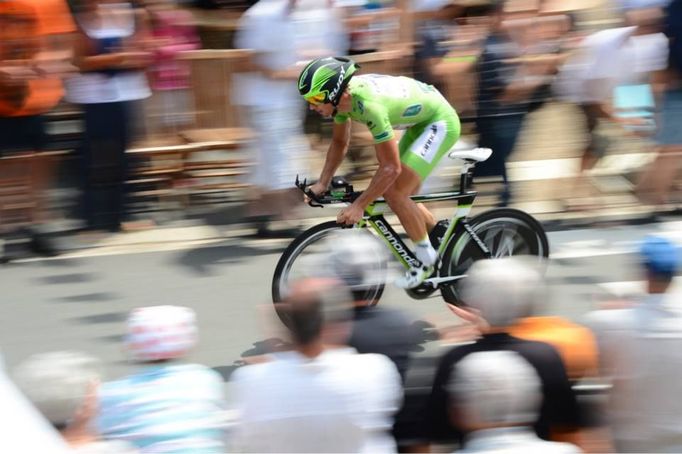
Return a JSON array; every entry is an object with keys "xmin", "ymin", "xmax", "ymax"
[{"xmin": 298, "ymin": 56, "xmax": 461, "ymax": 288}]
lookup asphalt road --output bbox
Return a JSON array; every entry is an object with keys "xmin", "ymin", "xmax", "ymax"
[{"xmin": 1, "ymin": 219, "xmax": 681, "ymax": 384}]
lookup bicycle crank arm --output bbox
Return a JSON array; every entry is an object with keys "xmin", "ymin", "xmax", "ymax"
[{"xmin": 423, "ymin": 274, "xmax": 468, "ymax": 288}]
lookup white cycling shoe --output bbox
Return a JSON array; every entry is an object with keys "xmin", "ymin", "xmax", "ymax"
[{"xmin": 395, "ymin": 264, "xmax": 434, "ymax": 289}]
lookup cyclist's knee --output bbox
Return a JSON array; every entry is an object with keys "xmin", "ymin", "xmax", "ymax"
[{"xmin": 383, "ymin": 187, "xmax": 410, "ymax": 207}]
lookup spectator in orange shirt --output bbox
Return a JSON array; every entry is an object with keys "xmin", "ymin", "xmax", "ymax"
[
  {"xmin": 509, "ymin": 315, "xmax": 599, "ymax": 382},
  {"xmin": 0, "ymin": 0, "xmax": 76, "ymax": 261}
]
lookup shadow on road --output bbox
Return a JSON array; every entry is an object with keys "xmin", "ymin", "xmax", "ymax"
[
  {"xmin": 38, "ymin": 272, "xmax": 97, "ymax": 285},
  {"xmin": 71, "ymin": 312, "xmax": 128, "ymax": 324},
  {"xmin": 176, "ymin": 243, "xmax": 285, "ymax": 275},
  {"xmin": 54, "ymin": 292, "xmax": 119, "ymax": 303},
  {"xmin": 185, "ymin": 204, "xmax": 246, "ymax": 228},
  {"xmin": 212, "ymin": 337, "xmax": 291, "ymax": 381},
  {"xmin": 210, "ymin": 319, "xmax": 439, "ymax": 383}
]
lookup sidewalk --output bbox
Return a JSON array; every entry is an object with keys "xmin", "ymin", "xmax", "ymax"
[
  {"xmin": 6, "ymin": 101, "xmax": 679, "ymax": 259},
  {"xmin": 32, "ymin": 167, "xmax": 675, "ymax": 259}
]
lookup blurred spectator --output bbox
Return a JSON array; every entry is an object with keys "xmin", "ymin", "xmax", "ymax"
[
  {"xmin": 13, "ymin": 351, "xmax": 137, "ymax": 453},
  {"xmin": 0, "ymin": 0, "xmax": 77, "ymax": 260},
  {"xmin": 509, "ymin": 315, "xmax": 599, "ymax": 381},
  {"xmin": 413, "ymin": 0, "xmax": 465, "ymax": 91},
  {"xmin": 143, "ymin": 0, "xmax": 200, "ymax": 135},
  {"xmin": 311, "ymin": 229, "xmax": 416, "ymax": 380},
  {"xmin": 617, "ymin": 0, "xmax": 672, "ymax": 11},
  {"xmin": 339, "ymin": 0, "xmax": 397, "ymax": 55},
  {"xmin": 448, "ymin": 351, "xmax": 581, "ymax": 453},
  {"xmin": 554, "ymin": 7, "xmax": 669, "ymax": 209},
  {"xmin": 65, "ymin": 0, "xmax": 152, "ymax": 232},
  {"xmin": 636, "ymin": 0, "xmax": 682, "ymax": 209},
  {"xmin": 426, "ymin": 258, "xmax": 581, "ymax": 448},
  {"xmin": 98, "ymin": 306, "xmax": 228, "ymax": 453},
  {"xmin": 296, "ymin": 0, "xmax": 349, "ymax": 152},
  {"xmin": 504, "ymin": 272, "xmax": 599, "ymax": 381},
  {"xmin": 295, "ymin": 0, "xmax": 349, "ymax": 59},
  {"xmin": 473, "ymin": 0, "xmax": 556, "ymax": 207},
  {"xmin": 305, "ymin": 229, "xmax": 423, "ymax": 450},
  {"xmin": 585, "ymin": 235, "xmax": 682, "ymax": 452},
  {"xmin": 0, "ymin": 352, "xmax": 72, "ymax": 453},
  {"xmin": 233, "ymin": 0, "xmax": 311, "ymax": 238},
  {"xmin": 229, "ymin": 278, "xmax": 403, "ymax": 452}
]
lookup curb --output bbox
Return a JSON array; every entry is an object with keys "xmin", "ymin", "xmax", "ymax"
[
  {"xmin": 61, "ymin": 206, "xmax": 674, "ymax": 253},
  {"xmin": 4, "ymin": 201, "xmax": 677, "ymax": 260}
]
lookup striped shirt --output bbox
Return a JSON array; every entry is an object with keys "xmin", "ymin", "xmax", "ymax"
[{"xmin": 98, "ymin": 364, "xmax": 227, "ymax": 453}]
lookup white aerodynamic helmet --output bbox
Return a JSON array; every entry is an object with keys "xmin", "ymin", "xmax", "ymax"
[{"xmin": 125, "ymin": 306, "xmax": 198, "ymax": 362}]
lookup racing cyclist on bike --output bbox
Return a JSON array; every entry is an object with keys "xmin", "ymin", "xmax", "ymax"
[{"xmin": 298, "ymin": 56, "xmax": 461, "ymax": 289}]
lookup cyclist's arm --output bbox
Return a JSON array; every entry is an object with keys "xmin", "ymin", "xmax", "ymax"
[
  {"xmin": 317, "ymin": 120, "xmax": 352, "ymax": 187},
  {"xmin": 353, "ymin": 138, "xmax": 401, "ymax": 209}
]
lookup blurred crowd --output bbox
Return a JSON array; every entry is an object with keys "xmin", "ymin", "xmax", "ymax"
[
  {"xmin": 2, "ymin": 0, "xmax": 682, "ymax": 451},
  {"xmin": 2, "ymin": 228, "xmax": 681, "ymax": 453},
  {"xmin": 0, "ymin": 0, "xmax": 681, "ymax": 259}
]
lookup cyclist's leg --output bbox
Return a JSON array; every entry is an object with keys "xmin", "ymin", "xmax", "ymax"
[
  {"xmin": 417, "ymin": 204, "xmax": 436, "ymax": 231},
  {"xmin": 396, "ymin": 127, "xmax": 432, "ymax": 226},
  {"xmin": 398, "ymin": 129, "xmax": 436, "ymax": 230},
  {"xmin": 397, "ymin": 129, "xmax": 436, "ymax": 234},
  {"xmin": 389, "ymin": 112, "xmax": 460, "ymax": 287},
  {"xmin": 383, "ymin": 165, "xmax": 426, "ymax": 241},
  {"xmin": 398, "ymin": 111, "xmax": 460, "ymax": 231}
]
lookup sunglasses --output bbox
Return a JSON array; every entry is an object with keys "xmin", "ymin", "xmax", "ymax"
[{"xmin": 306, "ymin": 93, "xmax": 326, "ymax": 105}]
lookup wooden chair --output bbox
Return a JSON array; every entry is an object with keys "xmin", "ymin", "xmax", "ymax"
[
  {"xmin": 175, "ymin": 49, "xmax": 254, "ymax": 204},
  {"xmin": 0, "ymin": 153, "xmax": 37, "ymax": 229},
  {"xmin": 126, "ymin": 49, "xmax": 254, "ymax": 209}
]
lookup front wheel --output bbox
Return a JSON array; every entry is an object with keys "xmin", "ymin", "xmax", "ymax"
[
  {"xmin": 272, "ymin": 221, "xmax": 385, "ymax": 327},
  {"xmin": 439, "ymin": 208, "xmax": 549, "ymax": 306}
]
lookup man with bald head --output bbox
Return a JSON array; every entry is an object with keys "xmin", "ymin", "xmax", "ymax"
[{"xmin": 229, "ymin": 278, "xmax": 403, "ymax": 453}]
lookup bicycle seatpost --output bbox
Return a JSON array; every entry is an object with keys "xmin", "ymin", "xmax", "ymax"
[{"xmin": 459, "ymin": 161, "xmax": 475, "ymax": 192}]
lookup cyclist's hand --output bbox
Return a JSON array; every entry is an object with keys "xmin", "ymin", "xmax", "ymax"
[
  {"xmin": 445, "ymin": 303, "xmax": 489, "ymax": 332},
  {"xmin": 304, "ymin": 182, "xmax": 327, "ymax": 203},
  {"xmin": 337, "ymin": 203, "xmax": 364, "ymax": 226}
]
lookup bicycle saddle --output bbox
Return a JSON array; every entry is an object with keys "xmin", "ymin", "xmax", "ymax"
[{"xmin": 448, "ymin": 147, "xmax": 493, "ymax": 162}]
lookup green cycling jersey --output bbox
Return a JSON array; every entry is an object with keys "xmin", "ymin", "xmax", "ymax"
[{"xmin": 334, "ymin": 74, "xmax": 460, "ymax": 180}]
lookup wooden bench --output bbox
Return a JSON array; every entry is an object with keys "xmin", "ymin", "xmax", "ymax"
[
  {"xmin": 0, "ymin": 151, "xmax": 70, "ymax": 230},
  {"xmin": 126, "ymin": 137, "xmax": 254, "ymax": 208},
  {"xmin": 124, "ymin": 49, "xmax": 255, "ymax": 208}
]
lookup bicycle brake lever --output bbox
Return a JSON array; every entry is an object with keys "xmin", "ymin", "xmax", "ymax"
[{"xmin": 304, "ymin": 188, "xmax": 324, "ymax": 208}]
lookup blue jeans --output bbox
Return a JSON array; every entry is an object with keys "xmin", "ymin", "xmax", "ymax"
[{"xmin": 81, "ymin": 102, "xmax": 133, "ymax": 231}]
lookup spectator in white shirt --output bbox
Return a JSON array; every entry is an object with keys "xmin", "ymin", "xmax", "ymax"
[
  {"xmin": 234, "ymin": 0, "xmax": 347, "ymax": 237},
  {"xmin": 229, "ymin": 277, "xmax": 403, "ymax": 453},
  {"xmin": 554, "ymin": 7, "xmax": 668, "ymax": 208},
  {"xmin": 585, "ymin": 235, "xmax": 682, "ymax": 452}
]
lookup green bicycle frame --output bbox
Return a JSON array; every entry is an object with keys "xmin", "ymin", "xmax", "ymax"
[{"xmin": 356, "ymin": 191, "xmax": 478, "ymax": 270}]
